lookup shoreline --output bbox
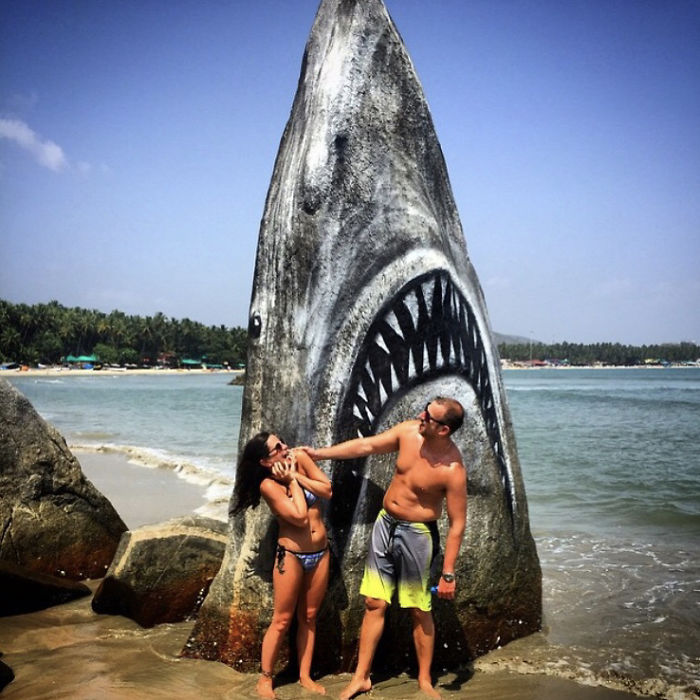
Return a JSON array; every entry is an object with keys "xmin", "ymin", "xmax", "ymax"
[
  {"xmin": 76, "ymin": 450, "xmax": 229, "ymax": 529},
  {"xmin": 3, "ymin": 364, "xmax": 698, "ymax": 378}
]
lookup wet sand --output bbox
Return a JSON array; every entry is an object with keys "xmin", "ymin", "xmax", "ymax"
[
  {"xmin": 78, "ymin": 451, "xmax": 213, "ymax": 529},
  {"xmin": 0, "ymin": 452, "xmax": 639, "ymax": 699},
  {"xmin": 0, "ymin": 591, "xmax": 639, "ymax": 700}
]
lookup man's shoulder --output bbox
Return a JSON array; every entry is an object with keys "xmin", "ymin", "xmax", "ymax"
[
  {"xmin": 395, "ymin": 419, "xmax": 421, "ymax": 440},
  {"xmin": 446, "ymin": 446, "xmax": 467, "ymax": 480},
  {"xmin": 449, "ymin": 441, "xmax": 466, "ymax": 466}
]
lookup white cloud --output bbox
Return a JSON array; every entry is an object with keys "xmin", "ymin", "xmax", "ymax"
[{"xmin": 0, "ymin": 117, "xmax": 68, "ymax": 171}]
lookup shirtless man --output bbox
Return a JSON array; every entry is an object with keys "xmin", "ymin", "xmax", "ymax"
[{"xmin": 304, "ymin": 397, "xmax": 467, "ymax": 700}]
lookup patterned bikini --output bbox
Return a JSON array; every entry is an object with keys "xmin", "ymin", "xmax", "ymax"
[{"xmin": 276, "ymin": 487, "xmax": 328, "ymax": 573}]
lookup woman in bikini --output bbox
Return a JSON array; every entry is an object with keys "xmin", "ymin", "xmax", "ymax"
[{"xmin": 230, "ymin": 432, "xmax": 332, "ymax": 699}]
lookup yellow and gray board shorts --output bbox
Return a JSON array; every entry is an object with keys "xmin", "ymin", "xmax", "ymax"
[{"xmin": 360, "ymin": 508, "xmax": 440, "ymax": 612}]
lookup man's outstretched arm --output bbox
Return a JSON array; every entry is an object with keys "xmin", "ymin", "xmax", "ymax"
[{"xmin": 302, "ymin": 422, "xmax": 406, "ymax": 461}]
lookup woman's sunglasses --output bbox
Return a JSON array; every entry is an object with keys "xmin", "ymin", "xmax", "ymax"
[{"xmin": 267, "ymin": 440, "xmax": 285, "ymax": 457}]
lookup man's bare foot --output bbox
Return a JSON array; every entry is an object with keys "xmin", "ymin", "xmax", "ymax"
[
  {"xmin": 339, "ymin": 676, "xmax": 372, "ymax": 700},
  {"xmin": 418, "ymin": 678, "xmax": 442, "ymax": 699},
  {"xmin": 256, "ymin": 675, "xmax": 276, "ymax": 699},
  {"xmin": 299, "ymin": 676, "xmax": 326, "ymax": 694}
]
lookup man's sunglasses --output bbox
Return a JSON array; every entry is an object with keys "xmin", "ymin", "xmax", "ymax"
[{"xmin": 424, "ymin": 403, "xmax": 449, "ymax": 427}]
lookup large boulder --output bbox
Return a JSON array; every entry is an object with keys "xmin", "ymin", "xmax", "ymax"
[
  {"xmin": 184, "ymin": 0, "xmax": 541, "ymax": 675},
  {"xmin": 0, "ymin": 378, "xmax": 127, "ymax": 580},
  {"xmin": 0, "ymin": 560, "xmax": 91, "ymax": 616},
  {"xmin": 92, "ymin": 515, "xmax": 228, "ymax": 628}
]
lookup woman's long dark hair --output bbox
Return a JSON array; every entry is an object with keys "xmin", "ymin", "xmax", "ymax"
[{"xmin": 230, "ymin": 431, "xmax": 271, "ymax": 516}]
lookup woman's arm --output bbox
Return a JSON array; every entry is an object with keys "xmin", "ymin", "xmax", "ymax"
[{"xmin": 292, "ymin": 450, "xmax": 332, "ymax": 500}]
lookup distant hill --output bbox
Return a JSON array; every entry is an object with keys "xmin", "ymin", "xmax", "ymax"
[{"xmin": 493, "ymin": 332, "xmax": 534, "ymax": 345}]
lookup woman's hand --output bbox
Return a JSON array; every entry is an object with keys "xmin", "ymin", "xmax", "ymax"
[{"xmin": 271, "ymin": 453, "xmax": 297, "ymax": 484}]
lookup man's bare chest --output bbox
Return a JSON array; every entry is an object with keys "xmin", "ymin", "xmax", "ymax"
[{"xmin": 394, "ymin": 460, "xmax": 447, "ymax": 495}]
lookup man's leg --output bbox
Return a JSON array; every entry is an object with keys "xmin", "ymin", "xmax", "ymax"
[
  {"xmin": 339, "ymin": 597, "xmax": 388, "ymax": 700},
  {"xmin": 410, "ymin": 608, "xmax": 441, "ymax": 699}
]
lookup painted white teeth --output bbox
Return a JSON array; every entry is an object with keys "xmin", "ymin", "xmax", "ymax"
[
  {"xmin": 403, "ymin": 288, "xmax": 420, "ymax": 328},
  {"xmin": 385, "ymin": 310, "xmax": 404, "ymax": 339},
  {"xmin": 408, "ymin": 350, "xmax": 418, "ymax": 379},
  {"xmin": 378, "ymin": 379, "xmax": 388, "ymax": 405},
  {"xmin": 390, "ymin": 363, "xmax": 400, "ymax": 389},
  {"xmin": 422, "ymin": 343, "xmax": 431, "ymax": 372},
  {"xmin": 357, "ymin": 382, "xmax": 367, "ymax": 403},
  {"xmin": 422, "ymin": 280, "xmax": 434, "ymax": 312},
  {"xmin": 375, "ymin": 333, "xmax": 390, "ymax": 354},
  {"xmin": 436, "ymin": 342, "xmax": 444, "ymax": 368}
]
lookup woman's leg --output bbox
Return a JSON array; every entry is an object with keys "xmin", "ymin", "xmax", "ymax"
[
  {"xmin": 296, "ymin": 550, "xmax": 330, "ymax": 693},
  {"xmin": 257, "ymin": 552, "xmax": 304, "ymax": 699}
]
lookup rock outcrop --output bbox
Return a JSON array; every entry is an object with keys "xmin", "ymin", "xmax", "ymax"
[
  {"xmin": 0, "ymin": 378, "xmax": 127, "ymax": 580},
  {"xmin": 0, "ymin": 560, "xmax": 91, "ymax": 616},
  {"xmin": 185, "ymin": 0, "xmax": 541, "ymax": 673},
  {"xmin": 92, "ymin": 515, "xmax": 227, "ymax": 628}
]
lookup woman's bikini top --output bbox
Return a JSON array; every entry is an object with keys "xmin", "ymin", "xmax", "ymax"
[
  {"xmin": 284, "ymin": 484, "xmax": 319, "ymax": 507},
  {"xmin": 303, "ymin": 487, "xmax": 319, "ymax": 507}
]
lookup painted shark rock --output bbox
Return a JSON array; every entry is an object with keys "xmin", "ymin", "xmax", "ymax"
[{"xmin": 183, "ymin": 0, "xmax": 541, "ymax": 674}]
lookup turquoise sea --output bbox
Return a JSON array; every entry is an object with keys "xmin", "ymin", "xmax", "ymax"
[{"xmin": 5, "ymin": 368, "xmax": 699, "ymax": 698}]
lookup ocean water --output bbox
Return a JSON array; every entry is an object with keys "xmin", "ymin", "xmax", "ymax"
[{"xmin": 5, "ymin": 368, "xmax": 699, "ymax": 698}]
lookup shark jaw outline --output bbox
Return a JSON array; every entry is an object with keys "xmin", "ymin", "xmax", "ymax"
[{"xmin": 326, "ymin": 259, "xmax": 517, "ymax": 540}]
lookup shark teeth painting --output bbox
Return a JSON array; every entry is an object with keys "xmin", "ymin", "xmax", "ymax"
[
  {"xmin": 341, "ymin": 268, "xmax": 514, "ymax": 510},
  {"xmin": 183, "ymin": 0, "xmax": 541, "ymax": 674}
]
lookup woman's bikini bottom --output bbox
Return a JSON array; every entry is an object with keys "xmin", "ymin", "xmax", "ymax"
[{"xmin": 276, "ymin": 543, "xmax": 328, "ymax": 574}]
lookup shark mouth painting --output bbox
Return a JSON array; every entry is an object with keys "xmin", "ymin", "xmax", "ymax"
[
  {"xmin": 340, "ymin": 269, "xmax": 510, "ymax": 508},
  {"xmin": 183, "ymin": 0, "xmax": 541, "ymax": 674}
]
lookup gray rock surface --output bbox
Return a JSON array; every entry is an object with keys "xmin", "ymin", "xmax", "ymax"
[
  {"xmin": 0, "ymin": 560, "xmax": 91, "ymax": 616},
  {"xmin": 185, "ymin": 0, "xmax": 541, "ymax": 673},
  {"xmin": 0, "ymin": 378, "xmax": 127, "ymax": 579},
  {"xmin": 92, "ymin": 515, "xmax": 227, "ymax": 628}
]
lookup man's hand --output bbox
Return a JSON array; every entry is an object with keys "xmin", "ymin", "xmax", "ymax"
[
  {"xmin": 437, "ymin": 576, "xmax": 456, "ymax": 600},
  {"xmin": 298, "ymin": 445, "xmax": 321, "ymax": 460}
]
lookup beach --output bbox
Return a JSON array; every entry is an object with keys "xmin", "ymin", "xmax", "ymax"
[
  {"xmin": 1, "ymin": 452, "xmax": 639, "ymax": 700},
  {"xmin": 1, "ymin": 369, "xmax": 697, "ymax": 699}
]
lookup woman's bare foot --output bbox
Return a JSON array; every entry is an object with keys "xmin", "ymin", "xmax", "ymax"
[
  {"xmin": 299, "ymin": 676, "xmax": 326, "ymax": 694},
  {"xmin": 256, "ymin": 674, "xmax": 276, "ymax": 699},
  {"xmin": 339, "ymin": 676, "xmax": 372, "ymax": 700},
  {"xmin": 418, "ymin": 677, "xmax": 442, "ymax": 698}
]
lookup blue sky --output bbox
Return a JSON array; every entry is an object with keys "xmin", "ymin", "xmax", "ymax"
[{"xmin": 1, "ymin": 0, "xmax": 698, "ymax": 345}]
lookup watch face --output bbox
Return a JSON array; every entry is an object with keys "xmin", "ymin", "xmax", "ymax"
[{"xmin": 442, "ymin": 573, "xmax": 455, "ymax": 583}]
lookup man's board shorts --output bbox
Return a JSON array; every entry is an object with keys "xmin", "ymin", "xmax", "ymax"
[{"xmin": 360, "ymin": 508, "xmax": 440, "ymax": 612}]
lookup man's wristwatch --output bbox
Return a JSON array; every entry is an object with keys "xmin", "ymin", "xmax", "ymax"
[{"xmin": 441, "ymin": 572, "xmax": 456, "ymax": 583}]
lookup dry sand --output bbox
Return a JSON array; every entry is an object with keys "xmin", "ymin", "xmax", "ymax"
[
  {"xmin": 0, "ymin": 452, "xmax": 639, "ymax": 699},
  {"xmin": 5, "ymin": 367, "xmax": 241, "ymax": 377}
]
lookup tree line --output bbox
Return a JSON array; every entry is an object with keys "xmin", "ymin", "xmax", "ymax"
[
  {"xmin": 0, "ymin": 300, "xmax": 248, "ymax": 367},
  {"xmin": 498, "ymin": 340, "xmax": 700, "ymax": 366},
  {"xmin": 1, "ymin": 299, "xmax": 697, "ymax": 368}
]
